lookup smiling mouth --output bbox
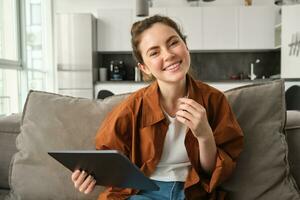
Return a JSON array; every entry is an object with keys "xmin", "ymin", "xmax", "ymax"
[{"xmin": 163, "ymin": 61, "xmax": 182, "ymax": 71}]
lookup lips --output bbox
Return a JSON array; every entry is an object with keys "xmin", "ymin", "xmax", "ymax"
[{"xmin": 163, "ymin": 61, "xmax": 182, "ymax": 71}]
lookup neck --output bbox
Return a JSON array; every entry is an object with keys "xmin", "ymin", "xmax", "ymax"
[{"xmin": 158, "ymin": 77, "xmax": 187, "ymax": 116}]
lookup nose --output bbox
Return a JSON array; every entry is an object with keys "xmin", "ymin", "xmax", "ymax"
[{"xmin": 162, "ymin": 48, "xmax": 175, "ymax": 61}]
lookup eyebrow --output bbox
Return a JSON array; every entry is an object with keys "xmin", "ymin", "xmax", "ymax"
[{"xmin": 145, "ymin": 35, "xmax": 179, "ymax": 55}]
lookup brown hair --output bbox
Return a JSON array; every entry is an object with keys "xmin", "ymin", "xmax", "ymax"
[{"xmin": 131, "ymin": 15, "xmax": 187, "ymax": 65}]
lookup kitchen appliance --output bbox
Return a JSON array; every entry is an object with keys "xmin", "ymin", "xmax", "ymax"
[
  {"xmin": 109, "ymin": 60, "xmax": 126, "ymax": 81},
  {"xmin": 99, "ymin": 68, "xmax": 108, "ymax": 81},
  {"xmin": 56, "ymin": 13, "xmax": 98, "ymax": 99}
]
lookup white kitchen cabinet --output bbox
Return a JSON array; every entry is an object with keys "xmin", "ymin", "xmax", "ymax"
[
  {"xmin": 167, "ymin": 7, "xmax": 203, "ymax": 50},
  {"xmin": 281, "ymin": 5, "xmax": 300, "ymax": 78},
  {"xmin": 58, "ymin": 71, "xmax": 93, "ymax": 89},
  {"xmin": 239, "ymin": 6, "xmax": 275, "ymax": 49},
  {"xmin": 97, "ymin": 9, "xmax": 132, "ymax": 51},
  {"xmin": 202, "ymin": 7, "xmax": 238, "ymax": 50},
  {"xmin": 56, "ymin": 14, "xmax": 94, "ymax": 70}
]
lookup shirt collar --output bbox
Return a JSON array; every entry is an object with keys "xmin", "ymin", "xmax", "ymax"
[{"xmin": 141, "ymin": 74, "xmax": 202, "ymax": 128}]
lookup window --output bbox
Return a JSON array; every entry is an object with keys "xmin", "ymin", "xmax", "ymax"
[
  {"xmin": 0, "ymin": 0, "xmax": 19, "ymax": 61},
  {"xmin": 22, "ymin": 0, "xmax": 54, "ymax": 94},
  {"xmin": 0, "ymin": 0, "xmax": 54, "ymax": 116},
  {"xmin": 0, "ymin": 0, "xmax": 20, "ymax": 116},
  {"xmin": 0, "ymin": 69, "xmax": 20, "ymax": 115}
]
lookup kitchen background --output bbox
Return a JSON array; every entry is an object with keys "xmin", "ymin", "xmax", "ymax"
[{"xmin": 54, "ymin": 0, "xmax": 300, "ymax": 98}]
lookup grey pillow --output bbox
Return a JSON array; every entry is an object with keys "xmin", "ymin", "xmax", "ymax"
[
  {"xmin": 8, "ymin": 91, "xmax": 129, "ymax": 200},
  {"xmin": 221, "ymin": 80, "xmax": 300, "ymax": 199},
  {"xmin": 286, "ymin": 111, "xmax": 300, "ymax": 190}
]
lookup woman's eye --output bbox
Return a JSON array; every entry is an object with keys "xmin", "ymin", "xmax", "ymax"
[
  {"xmin": 149, "ymin": 51, "xmax": 158, "ymax": 57},
  {"xmin": 170, "ymin": 40, "xmax": 179, "ymax": 46}
]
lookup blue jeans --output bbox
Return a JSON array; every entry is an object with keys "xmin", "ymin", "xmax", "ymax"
[{"xmin": 128, "ymin": 180, "xmax": 185, "ymax": 200}]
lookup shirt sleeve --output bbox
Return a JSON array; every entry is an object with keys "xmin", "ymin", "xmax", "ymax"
[
  {"xmin": 200, "ymin": 92, "xmax": 244, "ymax": 193},
  {"xmin": 95, "ymin": 102, "xmax": 133, "ymax": 157}
]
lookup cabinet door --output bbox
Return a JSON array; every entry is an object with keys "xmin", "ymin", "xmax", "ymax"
[
  {"xmin": 58, "ymin": 71, "xmax": 93, "ymax": 89},
  {"xmin": 97, "ymin": 9, "xmax": 132, "ymax": 51},
  {"xmin": 56, "ymin": 14, "xmax": 93, "ymax": 69},
  {"xmin": 239, "ymin": 6, "xmax": 275, "ymax": 49},
  {"xmin": 202, "ymin": 7, "xmax": 238, "ymax": 50},
  {"xmin": 167, "ymin": 7, "xmax": 202, "ymax": 50}
]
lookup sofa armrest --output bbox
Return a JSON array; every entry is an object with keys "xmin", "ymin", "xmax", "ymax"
[
  {"xmin": 286, "ymin": 111, "xmax": 300, "ymax": 187},
  {"xmin": 0, "ymin": 113, "xmax": 21, "ymax": 190}
]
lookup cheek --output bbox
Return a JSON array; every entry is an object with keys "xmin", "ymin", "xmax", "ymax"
[
  {"xmin": 146, "ymin": 58, "xmax": 163, "ymax": 71},
  {"xmin": 181, "ymin": 48, "xmax": 190, "ymax": 64}
]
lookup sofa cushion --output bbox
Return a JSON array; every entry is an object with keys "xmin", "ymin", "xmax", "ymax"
[
  {"xmin": 0, "ymin": 189, "xmax": 10, "ymax": 199},
  {"xmin": 0, "ymin": 113, "xmax": 21, "ymax": 189},
  {"xmin": 8, "ymin": 91, "xmax": 129, "ymax": 200},
  {"xmin": 0, "ymin": 132, "xmax": 18, "ymax": 190},
  {"xmin": 7, "ymin": 80, "xmax": 300, "ymax": 200},
  {"xmin": 286, "ymin": 111, "xmax": 300, "ymax": 188},
  {"xmin": 0, "ymin": 113, "xmax": 21, "ymax": 133},
  {"xmin": 221, "ymin": 80, "xmax": 300, "ymax": 199}
]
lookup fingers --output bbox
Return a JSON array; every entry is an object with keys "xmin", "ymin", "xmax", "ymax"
[
  {"xmin": 74, "ymin": 170, "xmax": 88, "ymax": 189},
  {"xmin": 177, "ymin": 98, "xmax": 206, "ymax": 120},
  {"xmin": 79, "ymin": 175, "xmax": 96, "ymax": 194},
  {"xmin": 176, "ymin": 114, "xmax": 192, "ymax": 128},
  {"xmin": 71, "ymin": 169, "xmax": 81, "ymax": 182},
  {"xmin": 177, "ymin": 98, "xmax": 203, "ymax": 113},
  {"xmin": 84, "ymin": 178, "xmax": 96, "ymax": 194},
  {"xmin": 176, "ymin": 109, "xmax": 194, "ymax": 122},
  {"xmin": 72, "ymin": 170, "xmax": 96, "ymax": 194}
]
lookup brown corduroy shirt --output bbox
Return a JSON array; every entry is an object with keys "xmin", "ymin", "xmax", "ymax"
[{"xmin": 95, "ymin": 75, "xmax": 243, "ymax": 200}]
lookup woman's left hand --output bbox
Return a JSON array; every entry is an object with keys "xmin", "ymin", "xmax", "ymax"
[{"xmin": 176, "ymin": 97, "xmax": 213, "ymax": 141}]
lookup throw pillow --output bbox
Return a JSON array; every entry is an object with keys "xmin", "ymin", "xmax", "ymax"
[
  {"xmin": 286, "ymin": 111, "xmax": 300, "ymax": 189},
  {"xmin": 8, "ymin": 91, "xmax": 129, "ymax": 200},
  {"xmin": 221, "ymin": 80, "xmax": 300, "ymax": 199}
]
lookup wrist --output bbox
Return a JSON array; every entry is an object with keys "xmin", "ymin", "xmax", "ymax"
[
  {"xmin": 197, "ymin": 134, "xmax": 212, "ymax": 144},
  {"xmin": 196, "ymin": 129, "xmax": 214, "ymax": 143}
]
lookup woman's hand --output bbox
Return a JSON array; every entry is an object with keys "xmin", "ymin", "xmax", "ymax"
[
  {"xmin": 176, "ymin": 97, "xmax": 217, "ymax": 173},
  {"xmin": 176, "ymin": 97, "xmax": 213, "ymax": 141},
  {"xmin": 71, "ymin": 170, "xmax": 96, "ymax": 194}
]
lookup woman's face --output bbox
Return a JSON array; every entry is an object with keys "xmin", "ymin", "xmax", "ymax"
[{"xmin": 138, "ymin": 23, "xmax": 190, "ymax": 84}]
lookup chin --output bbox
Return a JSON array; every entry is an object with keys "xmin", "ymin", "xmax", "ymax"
[{"xmin": 164, "ymin": 73, "xmax": 187, "ymax": 83}]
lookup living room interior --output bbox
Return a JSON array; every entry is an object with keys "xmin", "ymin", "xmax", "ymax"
[{"xmin": 1, "ymin": 0, "xmax": 300, "ymax": 199}]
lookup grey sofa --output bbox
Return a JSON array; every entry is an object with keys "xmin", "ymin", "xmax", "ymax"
[
  {"xmin": 1, "ymin": 80, "xmax": 300, "ymax": 200},
  {"xmin": 0, "ymin": 113, "xmax": 21, "ymax": 199}
]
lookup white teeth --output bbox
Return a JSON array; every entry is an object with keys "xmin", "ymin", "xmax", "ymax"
[{"xmin": 164, "ymin": 62, "xmax": 180, "ymax": 71}]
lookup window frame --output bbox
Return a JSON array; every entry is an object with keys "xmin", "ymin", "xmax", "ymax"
[
  {"xmin": 0, "ymin": 0, "xmax": 22, "ymax": 69},
  {"xmin": 0, "ymin": 0, "xmax": 55, "ymax": 115}
]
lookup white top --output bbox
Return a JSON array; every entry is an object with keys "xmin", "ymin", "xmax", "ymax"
[{"xmin": 150, "ymin": 110, "xmax": 192, "ymax": 182}]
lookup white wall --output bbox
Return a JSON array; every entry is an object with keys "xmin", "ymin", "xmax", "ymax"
[
  {"xmin": 281, "ymin": 4, "xmax": 300, "ymax": 78},
  {"xmin": 54, "ymin": 0, "xmax": 275, "ymax": 16}
]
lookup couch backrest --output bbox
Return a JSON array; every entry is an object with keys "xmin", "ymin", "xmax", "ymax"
[
  {"xmin": 0, "ymin": 113, "xmax": 21, "ymax": 190},
  {"xmin": 6, "ymin": 80, "xmax": 300, "ymax": 200}
]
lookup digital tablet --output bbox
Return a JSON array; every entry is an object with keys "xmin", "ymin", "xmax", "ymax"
[{"xmin": 48, "ymin": 150, "xmax": 159, "ymax": 191}]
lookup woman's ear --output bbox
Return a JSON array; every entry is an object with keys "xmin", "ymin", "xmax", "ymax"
[{"xmin": 138, "ymin": 63, "xmax": 151, "ymax": 75}]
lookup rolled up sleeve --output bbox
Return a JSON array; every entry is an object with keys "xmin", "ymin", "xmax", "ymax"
[{"xmin": 200, "ymin": 93, "xmax": 244, "ymax": 193}]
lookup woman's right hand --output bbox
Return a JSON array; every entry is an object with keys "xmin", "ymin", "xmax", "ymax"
[{"xmin": 71, "ymin": 169, "xmax": 96, "ymax": 194}]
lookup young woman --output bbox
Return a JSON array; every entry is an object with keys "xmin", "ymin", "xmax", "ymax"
[{"xmin": 71, "ymin": 15, "xmax": 243, "ymax": 200}]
